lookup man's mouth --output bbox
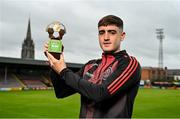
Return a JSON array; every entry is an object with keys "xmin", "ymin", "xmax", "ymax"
[{"xmin": 103, "ymin": 42, "xmax": 111, "ymax": 47}]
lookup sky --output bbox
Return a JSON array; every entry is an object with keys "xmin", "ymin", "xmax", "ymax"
[{"xmin": 0, "ymin": 0, "xmax": 180, "ymax": 69}]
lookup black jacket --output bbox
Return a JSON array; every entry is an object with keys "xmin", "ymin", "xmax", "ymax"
[{"xmin": 50, "ymin": 50, "xmax": 141, "ymax": 118}]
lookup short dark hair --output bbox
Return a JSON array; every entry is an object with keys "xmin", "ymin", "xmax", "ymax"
[{"xmin": 98, "ymin": 15, "xmax": 123, "ymax": 30}]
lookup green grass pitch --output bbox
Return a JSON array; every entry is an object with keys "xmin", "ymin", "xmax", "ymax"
[{"xmin": 0, "ymin": 88, "xmax": 180, "ymax": 118}]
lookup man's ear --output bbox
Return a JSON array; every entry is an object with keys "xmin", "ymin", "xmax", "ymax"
[{"xmin": 121, "ymin": 32, "xmax": 126, "ymax": 41}]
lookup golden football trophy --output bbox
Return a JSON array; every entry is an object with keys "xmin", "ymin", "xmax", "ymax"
[{"xmin": 46, "ymin": 21, "xmax": 66, "ymax": 59}]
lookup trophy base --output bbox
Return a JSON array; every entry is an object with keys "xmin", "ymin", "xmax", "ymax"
[
  {"xmin": 48, "ymin": 40, "xmax": 62, "ymax": 53},
  {"xmin": 48, "ymin": 45, "xmax": 64, "ymax": 60},
  {"xmin": 50, "ymin": 52, "xmax": 61, "ymax": 60},
  {"xmin": 47, "ymin": 39, "xmax": 63, "ymax": 60}
]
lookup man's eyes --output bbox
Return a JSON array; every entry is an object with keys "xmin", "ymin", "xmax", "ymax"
[
  {"xmin": 98, "ymin": 30, "xmax": 117, "ymax": 35},
  {"xmin": 109, "ymin": 31, "xmax": 117, "ymax": 34},
  {"xmin": 99, "ymin": 31, "xmax": 105, "ymax": 35}
]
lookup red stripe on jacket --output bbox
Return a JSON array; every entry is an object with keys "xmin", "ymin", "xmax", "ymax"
[
  {"xmin": 107, "ymin": 57, "xmax": 138, "ymax": 95},
  {"xmin": 107, "ymin": 57, "xmax": 133, "ymax": 90},
  {"xmin": 110, "ymin": 59, "xmax": 138, "ymax": 94},
  {"xmin": 83, "ymin": 64, "xmax": 94, "ymax": 76},
  {"xmin": 108, "ymin": 57, "xmax": 136, "ymax": 92}
]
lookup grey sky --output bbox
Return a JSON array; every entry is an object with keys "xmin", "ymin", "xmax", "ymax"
[{"xmin": 0, "ymin": 0, "xmax": 180, "ymax": 69}]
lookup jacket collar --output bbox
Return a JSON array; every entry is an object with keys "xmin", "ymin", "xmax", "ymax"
[{"xmin": 102, "ymin": 50, "xmax": 128, "ymax": 58}]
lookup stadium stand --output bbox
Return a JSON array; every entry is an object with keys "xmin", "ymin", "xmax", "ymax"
[
  {"xmin": 17, "ymin": 74, "xmax": 48, "ymax": 90},
  {"xmin": 0, "ymin": 73, "xmax": 23, "ymax": 91},
  {"xmin": 0, "ymin": 56, "xmax": 83, "ymax": 91},
  {"xmin": 41, "ymin": 75, "xmax": 53, "ymax": 87}
]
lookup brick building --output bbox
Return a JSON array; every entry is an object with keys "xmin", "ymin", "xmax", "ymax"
[{"xmin": 141, "ymin": 67, "xmax": 167, "ymax": 81}]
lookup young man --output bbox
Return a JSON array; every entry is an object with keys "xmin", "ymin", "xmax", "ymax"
[{"xmin": 44, "ymin": 15, "xmax": 141, "ymax": 118}]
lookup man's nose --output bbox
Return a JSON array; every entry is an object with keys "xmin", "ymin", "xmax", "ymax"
[{"xmin": 104, "ymin": 32, "xmax": 110, "ymax": 41}]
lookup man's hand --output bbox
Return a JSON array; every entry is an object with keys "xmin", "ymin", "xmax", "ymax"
[{"xmin": 44, "ymin": 42, "xmax": 67, "ymax": 74}]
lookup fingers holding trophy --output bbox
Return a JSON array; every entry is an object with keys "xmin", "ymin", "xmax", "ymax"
[{"xmin": 46, "ymin": 21, "xmax": 66, "ymax": 60}]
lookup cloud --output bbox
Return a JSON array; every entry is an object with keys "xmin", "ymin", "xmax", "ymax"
[{"xmin": 0, "ymin": 0, "xmax": 180, "ymax": 69}]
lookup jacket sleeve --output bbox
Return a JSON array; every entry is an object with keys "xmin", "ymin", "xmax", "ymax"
[
  {"xmin": 60, "ymin": 56, "xmax": 141, "ymax": 102},
  {"xmin": 50, "ymin": 70, "xmax": 76, "ymax": 98},
  {"xmin": 50, "ymin": 61, "xmax": 92, "ymax": 99}
]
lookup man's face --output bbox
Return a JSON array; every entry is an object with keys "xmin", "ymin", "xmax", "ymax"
[{"xmin": 98, "ymin": 25, "xmax": 125, "ymax": 53}]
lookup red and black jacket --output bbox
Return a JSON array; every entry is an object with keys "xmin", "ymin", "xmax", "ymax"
[{"xmin": 50, "ymin": 50, "xmax": 141, "ymax": 118}]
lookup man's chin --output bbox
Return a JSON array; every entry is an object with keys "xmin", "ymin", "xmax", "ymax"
[
  {"xmin": 103, "ymin": 49, "xmax": 120, "ymax": 54},
  {"xmin": 103, "ymin": 50, "xmax": 114, "ymax": 54}
]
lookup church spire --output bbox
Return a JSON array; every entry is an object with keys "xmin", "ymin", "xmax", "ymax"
[
  {"xmin": 21, "ymin": 17, "xmax": 35, "ymax": 60},
  {"xmin": 26, "ymin": 18, "xmax": 31, "ymax": 39}
]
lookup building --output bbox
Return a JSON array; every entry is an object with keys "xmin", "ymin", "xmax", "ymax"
[
  {"xmin": 167, "ymin": 69, "xmax": 180, "ymax": 81},
  {"xmin": 141, "ymin": 67, "xmax": 167, "ymax": 81},
  {"xmin": 0, "ymin": 56, "xmax": 83, "ymax": 91},
  {"xmin": 21, "ymin": 18, "xmax": 35, "ymax": 59},
  {"xmin": 141, "ymin": 67, "xmax": 168, "ymax": 87},
  {"xmin": 141, "ymin": 67, "xmax": 180, "ymax": 88}
]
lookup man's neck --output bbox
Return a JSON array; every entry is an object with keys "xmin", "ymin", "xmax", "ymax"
[{"xmin": 104, "ymin": 49, "xmax": 121, "ymax": 54}]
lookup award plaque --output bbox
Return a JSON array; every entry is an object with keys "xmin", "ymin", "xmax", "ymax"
[{"xmin": 46, "ymin": 21, "xmax": 66, "ymax": 59}]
